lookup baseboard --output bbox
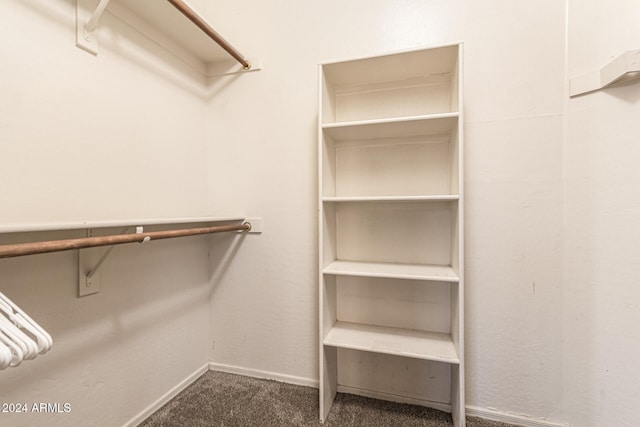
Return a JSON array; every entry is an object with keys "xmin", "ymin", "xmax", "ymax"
[
  {"xmin": 466, "ymin": 405, "xmax": 568, "ymax": 427},
  {"xmin": 124, "ymin": 364, "xmax": 209, "ymax": 427},
  {"xmin": 337, "ymin": 384, "xmax": 452, "ymax": 413},
  {"xmin": 209, "ymin": 362, "xmax": 319, "ymax": 388}
]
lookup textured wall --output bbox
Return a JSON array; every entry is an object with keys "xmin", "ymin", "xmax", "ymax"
[
  {"xmin": 565, "ymin": 1, "xmax": 640, "ymax": 426},
  {"xmin": 4, "ymin": 1, "xmax": 639, "ymax": 426},
  {"xmin": 0, "ymin": 1, "xmax": 213, "ymax": 425},
  {"xmin": 204, "ymin": 0, "xmax": 566, "ymax": 424}
]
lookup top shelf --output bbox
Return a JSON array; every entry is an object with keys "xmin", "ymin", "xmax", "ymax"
[
  {"xmin": 321, "ymin": 44, "xmax": 461, "ymax": 87},
  {"xmin": 320, "ymin": 44, "xmax": 461, "ymax": 124},
  {"xmin": 76, "ymin": 0, "xmax": 257, "ymax": 75}
]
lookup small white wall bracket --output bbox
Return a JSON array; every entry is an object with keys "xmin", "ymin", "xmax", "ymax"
[
  {"xmin": 76, "ymin": 0, "xmax": 112, "ymax": 55},
  {"xmin": 78, "ymin": 229, "xmax": 102, "ymax": 297},
  {"xmin": 206, "ymin": 57, "xmax": 263, "ymax": 77},
  {"xmin": 570, "ymin": 49, "xmax": 640, "ymax": 97},
  {"xmin": 243, "ymin": 218, "xmax": 263, "ymax": 234}
]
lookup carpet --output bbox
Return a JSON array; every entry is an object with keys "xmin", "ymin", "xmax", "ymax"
[{"xmin": 140, "ymin": 371, "xmax": 516, "ymax": 427}]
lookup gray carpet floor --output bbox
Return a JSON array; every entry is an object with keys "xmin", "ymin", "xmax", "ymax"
[{"xmin": 140, "ymin": 371, "xmax": 517, "ymax": 427}]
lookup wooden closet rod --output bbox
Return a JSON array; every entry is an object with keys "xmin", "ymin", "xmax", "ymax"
[
  {"xmin": 0, "ymin": 223, "xmax": 250, "ymax": 259},
  {"xmin": 165, "ymin": 0, "xmax": 252, "ymax": 70}
]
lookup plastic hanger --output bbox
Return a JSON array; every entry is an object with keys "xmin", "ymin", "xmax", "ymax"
[
  {"xmin": 0, "ymin": 314, "xmax": 38, "ymax": 360},
  {"xmin": 0, "ymin": 292, "xmax": 52, "ymax": 351},
  {"xmin": 0, "ymin": 341, "xmax": 11, "ymax": 369},
  {"xmin": 0, "ymin": 317, "xmax": 28, "ymax": 359},
  {"xmin": 0, "ymin": 298, "xmax": 50, "ymax": 354},
  {"xmin": 0, "ymin": 332, "xmax": 23, "ymax": 367},
  {"xmin": 12, "ymin": 313, "xmax": 50, "ymax": 354}
]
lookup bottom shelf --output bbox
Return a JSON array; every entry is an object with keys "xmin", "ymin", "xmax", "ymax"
[{"xmin": 323, "ymin": 321, "xmax": 459, "ymax": 364}]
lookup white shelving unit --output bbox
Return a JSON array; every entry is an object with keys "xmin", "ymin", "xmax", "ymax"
[{"xmin": 318, "ymin": 43, "xmax": 464, "ymax": 426}]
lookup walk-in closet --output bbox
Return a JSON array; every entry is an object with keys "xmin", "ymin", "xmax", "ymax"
[{"xmin": 1, "ymin": 1, "xmax": 639, "ymax": 426}]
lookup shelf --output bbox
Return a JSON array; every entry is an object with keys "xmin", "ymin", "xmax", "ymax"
[
  {"xmin": 323, "ymin": 195, "xmax": 459, "ymax": 203},
  {"xmin": 321, "ymin": 44, "xmax": 461, "ymax": 88},
  {"xmin": 323, "ymin": 260, "xmax": 459, "ymax": 282},
  {"xmin": 0, "ymin": 216, "xmax": 246, "ymax": 234},
  {"xmin": 321, "ymin": 115, "xmax": 460, "ymax": 198},
  {"xmin": 76, "ymin": 0, "xmax": 259, "ymax": 75},
  {"xmin": 322, "ymin": 114, "xmax": 458, "ymax": 141},
  {"xmin": 325, "ymin": 201, "xmax": 456, "ymax": 267},
  {"xmin": 570, "ymin": 49, "xmax": 640, "ymax": 97},
  {"xmin": 113, "ymin": 0, "xmax": 235, "ymax": 64},
  {"xmin": 323, "ymin": 321, "xmax": 459, "ymax": 364},
  {"xmin": 321, "ymin": 45, "xmax": 460, "ymax": 124}
]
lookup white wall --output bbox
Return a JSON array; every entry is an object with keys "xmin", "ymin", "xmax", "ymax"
[
  {"xmin": 204, "ymin": 0, "xmax": 567, "ymax": 424},
  {"xmin": 3, "ymin": 1, "xmax": 639, "ymax": 426},
  {"xmin": 0, "ymin": 0, "xmax": 211, "ymax": 224},
  {"xmin": 204, "ymin": 0, "xmax": 464, "ymax": 384},
  {"xmin": 0, "ymin": 1, "xmax": 215, "ymax": 425},
  {"xmin": 565, "ymin": 1, "xmax": 640, "ymax": 426},
  {"xmin": 463, "ymin": 2, "xmax": 566, "ymax": 423}
]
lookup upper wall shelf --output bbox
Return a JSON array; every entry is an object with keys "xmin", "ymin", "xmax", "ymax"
[
  {"xmin": 76, "ymin": 0, "xmax": 261, "ymax": 76},
  {"xmin": 570, "ymin": 49, "xmax": 640, "ymax": 97},
  {"xmin": 0, "ymin": 216, "xmax": 248, "ymax": 234}
]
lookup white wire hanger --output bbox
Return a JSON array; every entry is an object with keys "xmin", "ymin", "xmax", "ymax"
[{"xmin": 0, "ymin": 292, "xmax": 52, "ymax": 370}]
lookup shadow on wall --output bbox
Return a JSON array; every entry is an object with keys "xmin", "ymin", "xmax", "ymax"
[
  {"xmin": 605, "ymin": 77, "xmax": 640, "ymax": 102},
  {"xmin": 208, "ymin": 231, "xmax": 247, "ymax": 297},
  {"xmin": 8, "ymin": 0, "xmax": 246, "ymax": 100},
  {"xmin": 0, "ymin": 228, "xmax": 244, "ymax": 397}
]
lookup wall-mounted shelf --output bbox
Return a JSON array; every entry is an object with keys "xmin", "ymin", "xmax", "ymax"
[
  {"xmin": 570, "ymin": 49, "xmax": 640, "ymax": 97},
  {"xmin": 0, "ymin": 216, "xmax": 247, "ymax": 234},
  {"xmin": 76, "ymin": 0, "xmax": 261, "ymax": 76}
]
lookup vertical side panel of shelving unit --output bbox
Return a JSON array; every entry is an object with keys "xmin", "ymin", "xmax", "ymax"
[
  {"xmin": 449, "ymin": 127, "xmax": 460, "ymax": 197},
  {"xmin": 450, "ymin": 43, "xmax": 465, "ymax": 427},
  {"xmin": 319, "ymin": 63, "xmax": 337, "ymax": 423},
  {"xmin": 321, "ymin": 275, "xmax": 338, "ymax": 422}
]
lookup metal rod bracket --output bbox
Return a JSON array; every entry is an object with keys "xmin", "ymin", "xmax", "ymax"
[
  {"xmin": 78, "ymin": 229, "xmax": 101, "ymax": 297},
  {"xmin": 78, "ymin": 226, "xmax": 136, "ymax": 297},
  {"xmin": 76, "ymin": 0, "xmax": 112, "ymax": 55}
]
